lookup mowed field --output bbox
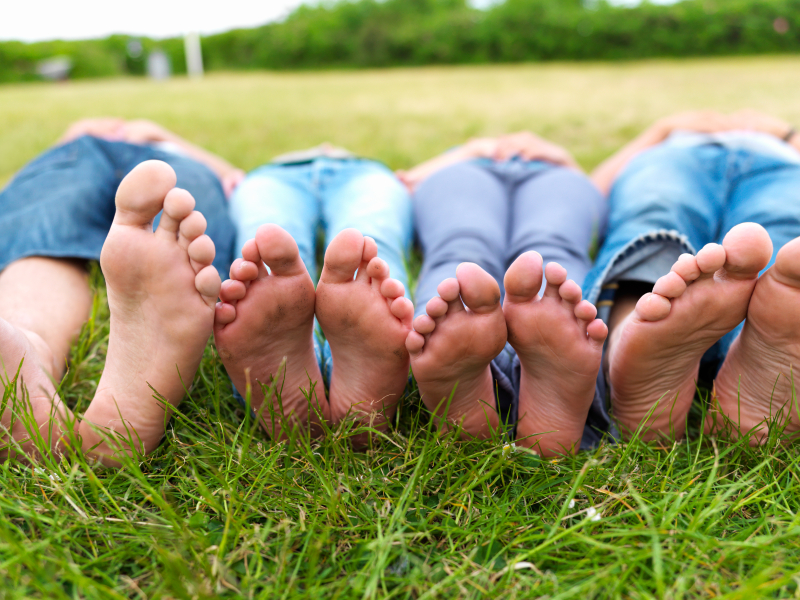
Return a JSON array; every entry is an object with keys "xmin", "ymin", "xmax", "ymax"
[{"xmin": 2, "ymin": 57, "xmax": 800, "ymax": 599}]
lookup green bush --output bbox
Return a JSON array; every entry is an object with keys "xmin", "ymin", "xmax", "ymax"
[{"xmin": 2, "ymin": 0, "xmax": 799, "ymax": 82}]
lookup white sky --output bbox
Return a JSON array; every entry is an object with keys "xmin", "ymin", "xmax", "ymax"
[{"xmin": 1, "ymin": 0, "xmax": 677, "ymax": 43}]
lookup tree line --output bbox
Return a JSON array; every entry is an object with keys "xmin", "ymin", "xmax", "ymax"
[{"xmin": 1, "ymin": 0, "xmax": 798, "ymax": 82}]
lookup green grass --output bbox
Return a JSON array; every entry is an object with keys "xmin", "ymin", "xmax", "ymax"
[{"xmin": 3, "ymin": 57, "xmax": 800, "ymax": 598}]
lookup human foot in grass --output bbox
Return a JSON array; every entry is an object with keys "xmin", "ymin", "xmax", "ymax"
[
  {"xmin": 711, "ymin": 236, "xmax": 800, "ymax": 444},
  {"xmin": 607, "ymin": 222, "xmax": 772, "ymax": 440},
  {"xmin": 0, "ymin": 319, "xmax": 73, "ymax": 459},
  {"xmin": 80, "ymin": 160, "xmax": 221, "ymax": 467},
  {"xmin": 406, "ymin": 263, "xmax": 507, "ymax": 437},
  {"xmin": 214, "ymin": 224, "xmax": 329, "ymax": 438},
  {"xmin": 315, "ymin": 229, "xmax": 414, "ymax": 435},
  {"xmin": 503, "ymin": 253, "xmax": 607, "ymax": 456}
]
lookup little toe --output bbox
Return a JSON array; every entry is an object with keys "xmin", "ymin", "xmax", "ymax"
[
  {"xmin": 220, "ymin": 279, "xmax": 247, "ymax": 303},
  {"xmin": 196, "ymin": 265, "xmax": 222, "ymax": 305},
  {"xmin": 558, "ymin": 279, "xmax": 583, "ymax": 305},
  {"xmin": 455, "ymin": 263, "xmax": 501, "ymax": 314},
  {"xmin": 635, "ymin": 292, "xmax": 672, "ymax": 322},
  {"xmin": 115, "ymin": 160, "xmax": 177, "ymax": 228},
  {"xmin": 178, "ymin": 212, "xmax": 208, "ymax": 250},
  {"xmin": 414, "ymin": 314, "xmax": 436, "ymax": 335},
  {"xmin": 230, "ymin": 259, "xmax": 259, "ymax": 282},
  {"xmin": 587, "ymin": 319, "xmax": 609, "ymax": 344},
  {"xmin": 542, "ymin": 262, "xmax": 568, "ymax": 298},
  {"xmin": 426, "ymin": 297, "xmax": 449, "ymax": 319},
  {"xmin": 504, "ymin": 251, "xmax": 543, "ymax": 303},
  {"xmin": 720, "ymin": 222, "xmax": 772, "ymax": 278},
  {"xmin": 381, "ymin": 278, "xmax": 405, "ymax": 299},
  {"xmin": 406, "ymin": 330, "xmax": 425, "ymax": 356},
  {"xmin": 653, "ymin": 271, "xmax": 687, "ymax": 298},
  {"xmin": 215, "ymin": 302, "xmax": 236, "ymax": 326},
  {"xmin": 255, "ymin": 224, "xmax": 307, "ymax": 277},
  {"xmin": 188, "ymin": 235, "xmax": 215, "ymax": 273},
  {"xmin": 320, "ymin": 228, "xmax": 364, "ymax": 284},
  {"xmin": 156, "ymin": 188, "xmax": 195, "ymax": 239},
  {"xmin": 695, "ymin": 243, "xmax": 726, "ymax": 276},
  {"xmin": 391, "ymin": 297, "xmax": 414, "ymax": 326}
]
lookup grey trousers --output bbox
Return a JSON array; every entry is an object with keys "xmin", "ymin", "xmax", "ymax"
[{"xmin": 413, "ymin": 158, "xmax": 611, "ymax": 447}]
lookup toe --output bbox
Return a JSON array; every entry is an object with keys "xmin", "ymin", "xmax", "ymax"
[
  {"xmin": 406, "ymin": 331, "xmax": 425, "ymax": 356},
  {"xmin": 504, "ymin": 251, "xmax": 543, "ymax": 303},
  {"xmin": 721, "ymin": 222, "xmax": 773, "ymax": 279},
  {"xmin": 436, "ymin": 278, "xmax": 461, "ymax": 303},
  {"xmin": 241, "ymin": 238, "xmax": 261, "ymax": 264},
  {"xmin": 635, "ymin": 292, "xmax": 672, "ymax": 322},
  {"xmin": 366, "ymin": 257, "xmax": 390, "ymax": 288},
  {"xmin": 426, "ymin": 296, "xmax": 449, "ymax": 319},
  {"xmin": 196, "ymin": 265, "xmax": 222, "ymax": 304},
  {"xmin": 215, "ymin": 302, "xmax": 236, "ymax": 327},
  {"xmin": 320, "ymin": 228, "xmax": 364, "ymax": 284},
  {"xmin": 255, "ymin": 224, "xmax": 306, "ymax": 277},
  {"xmin": 115, "ymin": 160, "xmax": 177, "ymax": 228},
  {"xmin": 671, "ymin": 254, "xmax": 701, "ymax": 282},
  {"xmin": 558, "ymin": 279, "xmax": 582, "ymax": 305},
  {"xmin": 156, "ymin": 188, "xmax": 195, "ymax": 239},
  {"xmin": 455, "ymin": 263, "xmax": 501, "ymax": 315},
  {"xmin": 381, "ymin": 278, "xmax": 405, "ymax": 299},
  {"xmin": 178, "ymin": 212, "xmax": 208, "ymax": 250},
  {"xmin": 188, "ymin": 235, "xmax": 215, "ymax": 273},
  {"xmin": 653, "ymin": 271, "xmax": 687, "ymax": 298},
  {"xmin": 574, "ymin": 300, "xmax": 597, "ymax": 323},
  {"xmin": 774, "ymin": 236, "xmax": 800, "ymax": 286},
  {"xmin": 587, "ymin": 319, "xmax": 608, "ymax": 344},
  {"xmin": 391, "ymin": 297, "xmax": 414, "ymax": 327},
  {"xmin": 230, "ymin": 259, "xmax": 259, "ymax": 282},
  {"xmin": 414, "ymin": 314, "xmax": 436, "ymax": 335},
  {"xmin": 695, "ymin": 243, "xmax": 726, "ymax": 276},
  {"xmin": 220, "ymin": 279, "xmax": 247, "ymax": 303},
  {"xmin": 542, "ymin": 262, "xmax": 568, "ymax": 299}
]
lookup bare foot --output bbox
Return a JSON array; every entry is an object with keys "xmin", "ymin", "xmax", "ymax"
[
  {"xmin": 315, "ymin": 229, "xmax": 414, "ymax": 435},
  {"xmin": 214, "ymin": 224, "xmax": 329, "ymax": 438},
  {"xmin": 0, "ymin": 320, "xmax": 72, "ymax": 458},
  {"xmin": 503, "ymin": 253, "xmax": 608, "ymax": 456},
  {"xmin": 406, "ymin": 263, "xmax": 507, "ymax": 437},
  {"xmin": 606, "ymin": 223, "xmax": 772, "ymax": 440},
  {"xmin": 712, "ymin": 236, "xmax": 800, "ymax": 444},
  {"xmin": 80, "ymin": 160, "xmax": 222, "ymax": 466}
]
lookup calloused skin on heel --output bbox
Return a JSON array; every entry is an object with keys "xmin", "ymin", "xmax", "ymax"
[
  {"xmin": 503, "ymin": 252, "xmax": 607, "ymax": 456},
  {"xmin": 406, "ymin": 263, "xmax": 507, "ymax": 438},
  {"xmin": 214, "ymin": 224, "xmax": 329, "ymax": 439},
  {"xmin": 80, "ymin": 160, "xmax": 222, "ymax": 467}
]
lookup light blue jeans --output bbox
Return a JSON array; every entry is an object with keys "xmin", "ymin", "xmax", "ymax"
[
  {"xmin": 228, "ymin": 157, "xmax": 413, "ymax": 381},
  {"xmin": 584, "ymin": 141, "xmax": 800, "ymax": 436}
]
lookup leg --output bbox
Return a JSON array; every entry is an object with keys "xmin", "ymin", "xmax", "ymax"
[
  {"xmin": 406, "ymin": 162, "xmax": 509, "ymax": 436},
  {"xmin": 712, "ymin": 163, "xmax": 800, "ymax": 442},
  {"xmin": 321, "ymin": 160, "xmax": 413, "ymax": 291},
  {"xmin": 79, "ymin": 161, "xmax": 222, "ymax": 467}
]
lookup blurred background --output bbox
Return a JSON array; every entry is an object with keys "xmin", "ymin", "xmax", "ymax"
[{"xmin": 1, "ymin": 0, "xmax": 799, "ymax": 185}]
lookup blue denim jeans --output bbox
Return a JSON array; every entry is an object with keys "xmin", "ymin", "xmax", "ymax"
[
  {"xmin": 413, "ymin": 158, "xmax": 608, "ymax": 446},
  {"xmin": 584, "ymin": 141, "xmax": 800, "ymax": 436},
  {"xmin": 228, "ymin": 157, "xmax": 413, "ymax": 382},
  {"xmin": 0, "ymin": 135, "xmax": 235, "ymax": 277}
]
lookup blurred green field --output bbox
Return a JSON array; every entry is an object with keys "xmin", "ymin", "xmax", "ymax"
[{"xmin": 3, "ymin": 55, "xmax": 800, "ymax": 188}]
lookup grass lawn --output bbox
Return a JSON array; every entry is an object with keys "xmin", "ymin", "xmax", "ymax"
[{"xmin": 2, "ymin": 56, "xmax": 800, "ymax": 598}]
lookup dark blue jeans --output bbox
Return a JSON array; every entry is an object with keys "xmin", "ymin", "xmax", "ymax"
[
  {"xmin": 0, "ymin": 135, "xmax": 235, "ymax": 277},
  {"xmin": 413, "ymin": 158, "xmax": 609, "ymax": 447}
]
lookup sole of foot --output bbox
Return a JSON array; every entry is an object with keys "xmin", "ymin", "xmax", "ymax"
[
  {"xmin": 711, "ymin": 235, "xmax": 800, "ymax": 444},
  {"xmin": 0, "ymin": 319, "xmax": 73, "ymax": 459},
  {"xmin": 80, "ymin": 160, "xmax": 221, "ymax": 467},
  {"xmin": 315, "ymin": 229, "xmax": 414, "ymax": 441},
  {"xmin": 606, "ymin": 222, "xmax": 772, "ymax": 440},
  {"xmin": 406, "ymin": 263, "xmax": 507, "ymax": 438},
  {"xmin": 503, "ymin": 252, "xmax": 607, "ymax": 456},
  {"xmin": 214, "ymin": 224, "xmax": 329, "ymax": 439}
]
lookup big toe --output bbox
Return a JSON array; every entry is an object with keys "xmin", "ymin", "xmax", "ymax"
[
  {"xmin": 115, "ymin": 160, "xmax": 177, "ymax": 227},
  {"xmin": 722, "ymin": 222, "xmax": 773, "ymax": 277},
  {"xmin": 504, "ymin": 251, "xmax": 544, "ymax": 302},
  {"xmin": 455, "ymin": 263, "xmax": 501, "ymax": 314},
  {"xmin": 255, "ymin": 224, "xmax": 307, "ymax": 277},
  {"xmin": 320, "ymin": 228, "xmax": 364, "ymax": 284}
]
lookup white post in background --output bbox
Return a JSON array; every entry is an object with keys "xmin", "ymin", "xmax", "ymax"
[{"xmin": 184, "ymin": 32, "xmax": 204, "ymax": 78}]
